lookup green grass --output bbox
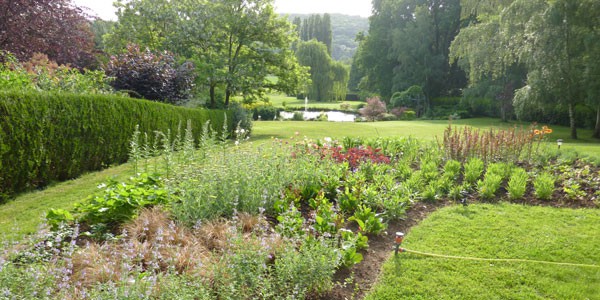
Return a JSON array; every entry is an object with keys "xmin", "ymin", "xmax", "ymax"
[
  {"xmin": 365, "ymin": 203, "xmax": 600, "ymax": 299},
  {"xmin": 0, "ymin": 163, "xmax": 133, "ymax": 241},
  {"xmin": 251, "ymin": 118, "xmax": 600, "ymax": 153},
  {"xmin": 267, "ymin": 93, "xmax": 362, "ymax": 110}
]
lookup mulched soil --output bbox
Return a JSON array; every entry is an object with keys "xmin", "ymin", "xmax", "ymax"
[{"xmin": 313, "ymin": 201, "xmax": 447, "ymax": 300}]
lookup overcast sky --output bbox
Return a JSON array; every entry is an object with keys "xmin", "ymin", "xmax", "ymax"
[{"xmin": 72, "ymin": 0, "xmax": 372, "ymax": 20}]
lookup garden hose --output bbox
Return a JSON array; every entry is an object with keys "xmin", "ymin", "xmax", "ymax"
[{"xmin": 397, "ymin": 248, "xmax": 600, "ymax": 269}]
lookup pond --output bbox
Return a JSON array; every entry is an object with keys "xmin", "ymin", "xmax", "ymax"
[{"xmin": 279, "ymin": 111, "xmax": 357, "ymax": 122}]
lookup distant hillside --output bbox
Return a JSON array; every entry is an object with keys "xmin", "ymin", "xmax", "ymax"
[{"xmin": 284, "ymin": 13, "xmax": 369, "ymax": 62}]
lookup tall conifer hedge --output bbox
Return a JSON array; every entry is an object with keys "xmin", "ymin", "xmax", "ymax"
[{"xmin": 0, "ymin": 90, "xmax": 232, "ymax": 201}]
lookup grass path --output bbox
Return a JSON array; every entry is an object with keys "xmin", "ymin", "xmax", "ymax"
[
  {"xmin": 365, "ymin": 203, "xmax": 600, "ymax": 299},
  {"xmin": 0, "ymin": 163, "xmax": 133, "ymax": 241}
]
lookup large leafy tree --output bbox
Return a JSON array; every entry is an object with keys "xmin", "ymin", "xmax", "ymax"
[
  {"xmin": 105, "ymin": 0, "xmax": 308, "ymax": 107},
  {"xmin": 583, "ymin": 1, "xmax": 600, "ymax": 138},
  {"xmin": 330, "ymin": 61, "xmax": 349, "ymax": 101},
  {"xmin": 0, "ymin": 0, "xmax": 96, "ymax": 69},
  {"xmin": 449, "ymin": 12, "xmax": 527, "ymax": 122},
  {"xmin": 355, "ymin": 0, "xmax": 464, "ymax": 103},
  {"xmin": 296, "ymin": 40, "xmax": 333, "ymax": 101},
  {"xmin": 452, "ymin": 0, "xmax": 599, "ymax": 139}
]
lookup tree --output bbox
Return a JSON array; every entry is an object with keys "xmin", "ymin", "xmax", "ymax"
[
  {"xmin": 90, "ymin": 20, "xmax": 116, "ymax": 52},
  {"xmin": 295, "ymin": 14, "xmax": 333, "ymax": 55},
  {"xmin": 583, "ymin": 2, "xmax": 600, "ymax": 138},
  {"xmin": 449, "ymin": 14, "xmax": 527, "ymax": 122},
  {"xmin": 390, "ymin": 85, "xmax": 426, "ymax": 117},
  {"xmin": 330, "ymin": 62, "xmax": 349, "ymax": 101},
  {"xmin": 106, "ymin": 44, "xmax": 194, "ymax": 103},
  {"xmin": 0, "ymin": 0, "xmax": 96, "ymax": 69},
  {"xmin": 355, "ymin": 0, "xmax": 464, "ymax": 101},
  {"xmin": 452, "ymin": 0, "xmax": 598, "ymax": 139},
  {"xmin": 296, "ymin": 40, "xmax": 333, "ymax": 101},
  {"xmin": 105, "ymin": 0, "xmax": 308, "ymax": 107},
  {"xmin": 359, "ymin": 97, "xmax": 387, "ymax": 121}
]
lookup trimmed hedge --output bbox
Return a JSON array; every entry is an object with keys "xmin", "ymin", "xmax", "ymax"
[{"xmin": 0, "ymin": 90, "xmax": 232, "ymax": 201}]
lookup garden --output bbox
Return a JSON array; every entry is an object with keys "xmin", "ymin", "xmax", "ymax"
[
  {"xmin": 1, "ymin": 120, "xmax": 599, "ymax": 299},
  {"xmin": 2, "ymin": 0, "xmax": 600, "ymax": 298}
]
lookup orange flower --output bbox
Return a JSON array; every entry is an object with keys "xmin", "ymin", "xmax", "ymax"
[{"xmin": 534, "ymin": 129, "xmax": 541, "ymax": 135}]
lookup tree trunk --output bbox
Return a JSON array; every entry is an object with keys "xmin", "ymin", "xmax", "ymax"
[
  {"xmin": 594, "ymin": 105, "xmax": 600, "ymax": 139},
  {"xmin": 225, "ymin": 87, "xmax": 231, "ymax": 107},
  {"xmin": 209, "ymin": 85, "xmax": 216, "ymax": 108},
  {"xmin": 569, "ymin": 102, "xmax": 577, "ymax": 139},
  {"xmin": 500, "ymin": 104, "xmax": 507, "ymax": 122}
]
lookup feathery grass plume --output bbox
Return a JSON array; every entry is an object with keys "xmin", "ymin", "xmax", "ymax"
[{"xmin": 197, "ymin": 219, "xmax": 233, "ymax": 251}]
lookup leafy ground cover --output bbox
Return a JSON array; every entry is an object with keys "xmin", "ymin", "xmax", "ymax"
[
  {"xmin": 1, "ymin": 119, "xmax": 599, "ymax": 299},
  {"xmin": 365, "ymin": 203, "xmax": 600, "ymax": 299}
]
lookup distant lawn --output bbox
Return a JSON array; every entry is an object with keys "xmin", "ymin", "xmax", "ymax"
[
  {"xmin": 267, "ymin": 93, "xmax": 363, "ymax": 110},
  {"xmin": 366, "ymin": 203, "xmax": 600, "ymax": 299},
  {"xmin": 251, "ymin": 118, "xmax": 600, "ymax": 157}
]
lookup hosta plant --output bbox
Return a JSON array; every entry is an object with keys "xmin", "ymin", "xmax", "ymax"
[{"xmin": 349, "ymin": 205, "xmax": 387, "ymax": 235}]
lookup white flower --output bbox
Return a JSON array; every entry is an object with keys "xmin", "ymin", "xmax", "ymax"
[{"xmin": 324, "ymin": 137, "xmax": 332, "ymax": 143}]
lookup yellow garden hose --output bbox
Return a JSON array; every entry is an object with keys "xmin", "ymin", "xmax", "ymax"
[{"xmin": 397, "ymin": 248, "xmax": 600, "ymax": 269}]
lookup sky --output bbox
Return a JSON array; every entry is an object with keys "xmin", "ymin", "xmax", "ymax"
[{"xmin": 72, "ymin": 0, "xmax": 372, "ymax": 21}]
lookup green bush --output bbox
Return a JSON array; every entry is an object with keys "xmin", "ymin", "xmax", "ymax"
[
  {"xmin": 73, "ymin": 173, "xmax": 173, "ymax": 237},
  {"xmin": 106, "ymin": 44, "xmax": 195, "ymax": 103},
  {"xmin": 272, "ymin": 238, "xmax": 340, "ymax": 297},
  {"xmin": 400, "ymin": 110, "xmax": 417, "ymax": 120},
  {"xmin": 252, "ymin": 104, "xmax": 281, "ymax": 121},
  {"xmin": 0, "ymin": 90, "xmax": 232, "ymax": 201},
  {"xmin": 534, "ymin": 172, "xmax": 555, "ymax": 200},
  {"xmin": 292, "ymin": 111, "xmax": 305, "ymax": 121},
  {"xmin": 507, "ymin": 167, "xmax": 529, "ymax": 200},
  {"xmin": 464, "ymin": 158, "xmax": 485, "ymax": 185}
]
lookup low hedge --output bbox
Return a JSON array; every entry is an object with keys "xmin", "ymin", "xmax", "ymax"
[{"xmin": 0, "ymin": 90, "xmax": 232, "ymax": 201}]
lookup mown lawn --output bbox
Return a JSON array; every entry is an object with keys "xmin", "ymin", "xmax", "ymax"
[
  {"xmin": 366, "ymin": 203, "xmax": 600, "ymax": 299},
  {"xmin": 251, "ymin": 118, "xmax": 600, "ymax": 156},
  {"xmin": 267, "ymin": 93, "xmax": 362, "ymax": 110}
]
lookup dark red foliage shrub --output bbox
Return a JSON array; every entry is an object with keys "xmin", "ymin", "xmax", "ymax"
[
  {"xmin": 330, "ymin": 146, "xmax": 391, "ymax": 169},
  {"xmin": 105, "ymin": 44, "xmax": 195, "ymax": 104},
  {"xmin": 359, "ymin": 97, "xmax": 387, "ymax": 121},
  {"xmin": 299, "ymin": 143, "xmax": 391, "ymax": 169},
  {"xmin": 0, "ymin": 0, "xmax": 96, "ymax": 69}
]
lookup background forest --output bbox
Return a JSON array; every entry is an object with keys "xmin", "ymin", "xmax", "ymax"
[{"xmin": 1, "ymin": 0, "xmax": 599, "ymax": 137}]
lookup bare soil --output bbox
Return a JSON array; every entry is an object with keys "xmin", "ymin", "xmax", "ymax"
[{"xmin": 314, "ymin": 200, "xmax": 446, "ymax": 300}]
